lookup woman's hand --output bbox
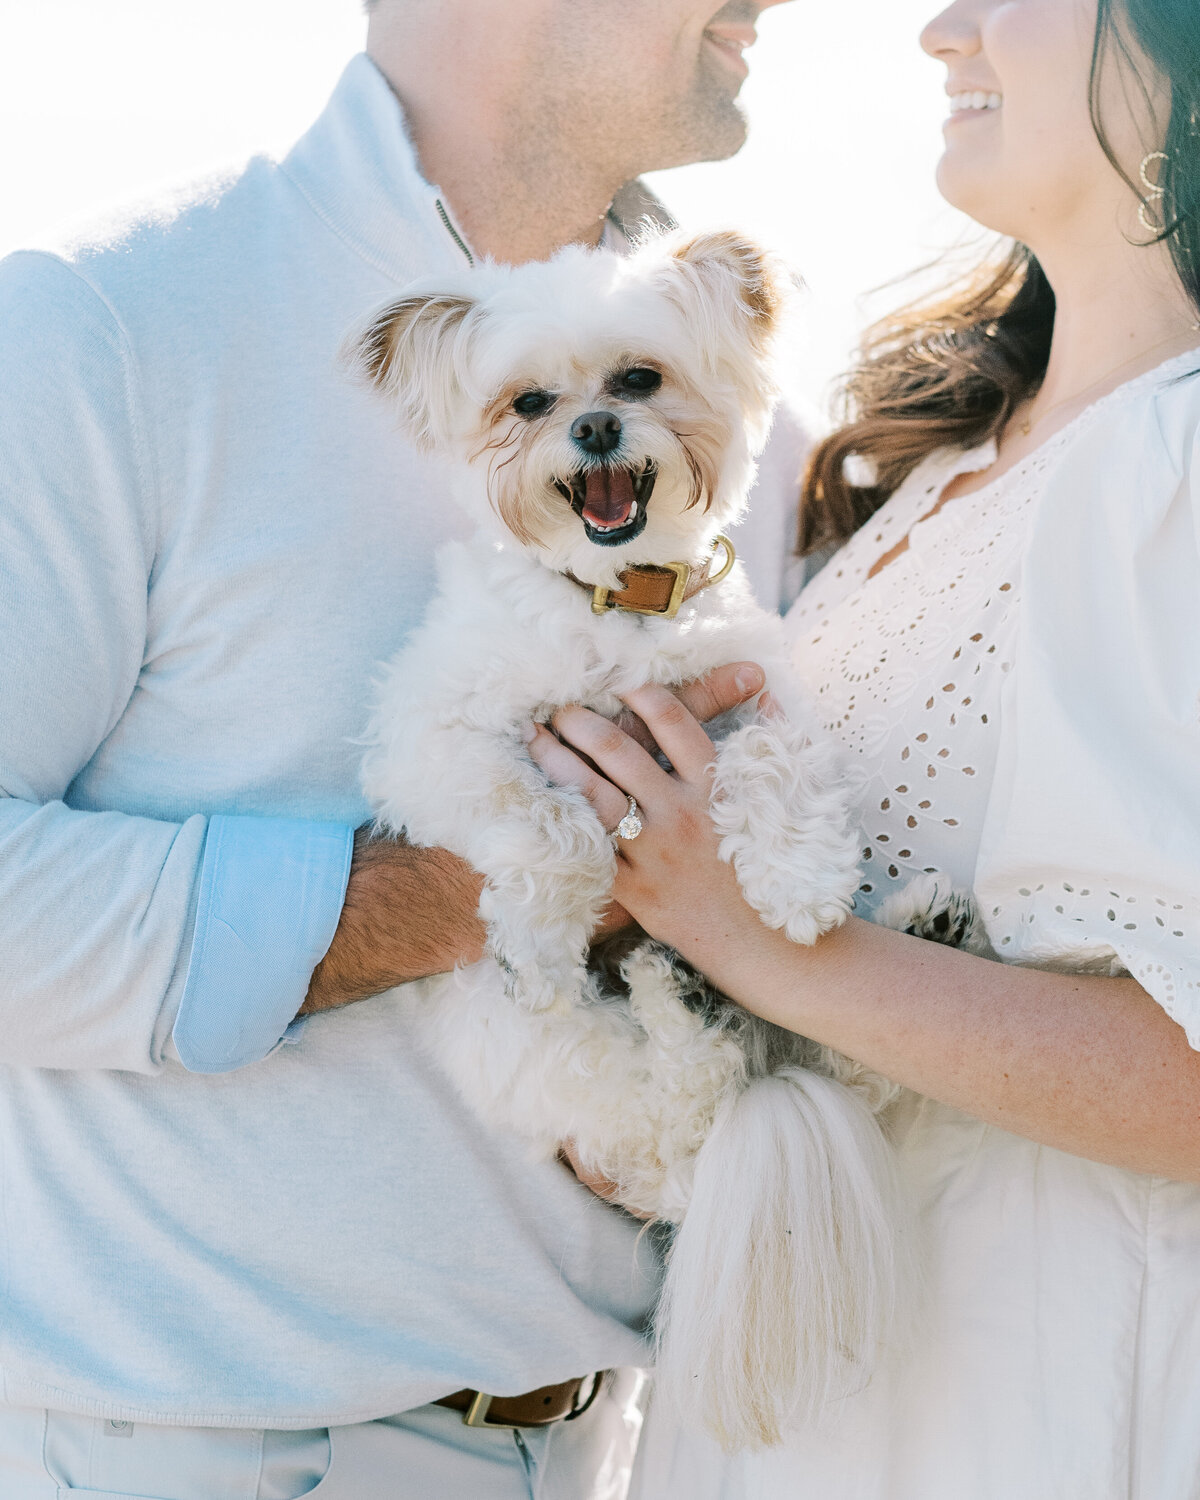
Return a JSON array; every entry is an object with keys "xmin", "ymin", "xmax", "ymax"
[{"xmin": 526, "ymin": 667, "xmax": 775, "ymax": 961}]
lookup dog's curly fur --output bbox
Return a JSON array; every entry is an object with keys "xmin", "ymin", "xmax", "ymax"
[{"xmin": 347, "ymin": 232, "xmax": 976, "ymax": 1449}]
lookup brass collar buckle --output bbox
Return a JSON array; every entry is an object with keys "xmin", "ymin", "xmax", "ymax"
[
  {"xmin": 592, "ymin": 557, "xmax": 692, "ymax": 618},
  {"xmin": 590, "ymin": 533, "xmax": 736, "ymax": 619}
]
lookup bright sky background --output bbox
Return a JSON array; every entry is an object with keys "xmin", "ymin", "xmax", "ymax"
[{"xmin": 0, "ymin": 0, "xmax": 980, "ymax": 408}]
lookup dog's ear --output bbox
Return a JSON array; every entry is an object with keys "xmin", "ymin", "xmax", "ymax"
[
  {"xmin": 343, "ymin": 291, "xmax": 480, "ymax": 449},
  {"xmin": 668, "ymin": 231, "xmax": 785, "ymax": 354},
  {"xmin": 656, "ymin": 231, "xmax": 786, "ymax": 441}
]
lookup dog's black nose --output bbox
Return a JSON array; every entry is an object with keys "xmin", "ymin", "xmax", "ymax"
[{"xmin": 571, "ymin": 410, "xmax": 622, "ymax": 456}]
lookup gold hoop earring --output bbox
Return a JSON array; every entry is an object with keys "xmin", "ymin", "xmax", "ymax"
[
  {"xmin": 1138, "ymin": 150, "xmax": 1169, "ymax": 193},
  {"xmin": 1138, "ymin": 149, "xmax": 1169, "ymax": 234}
]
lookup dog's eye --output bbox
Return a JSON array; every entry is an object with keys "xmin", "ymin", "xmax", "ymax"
[
  {"xmin": 618, "ymin": 368, "xmax": 662, "ymax": 396},
  {"xmin": 513, "ymin": 390, "xmax": 556, "ymax": 418}
]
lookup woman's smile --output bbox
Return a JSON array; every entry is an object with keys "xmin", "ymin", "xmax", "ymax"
[{"xmin": 945, "ymin": 88, "xmax": 1003, "ymax": 122}]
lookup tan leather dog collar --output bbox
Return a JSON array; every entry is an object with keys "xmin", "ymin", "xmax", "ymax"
[{"xmin": 571, "ymin": 533, "xmax": 736, "ymax": 619}]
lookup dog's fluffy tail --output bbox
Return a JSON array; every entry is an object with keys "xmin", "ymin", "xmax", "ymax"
[{"xmin": 654, "ymin": 1068, "xmax": 905, "ymax": 1451}]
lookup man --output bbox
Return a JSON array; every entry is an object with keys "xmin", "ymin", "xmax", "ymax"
[{"xmin": 0, "ymin": 1, "xmax": 801, "ymax": 1494}]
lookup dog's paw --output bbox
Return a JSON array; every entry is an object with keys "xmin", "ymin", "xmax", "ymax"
[
  {"xmin": 491, "ymin": 943, "xmax": 585, "ymax": 1012},
  {"xmin": 873, "ymin": 872, "xmax": 992, "ymax": 955},
  {"xmin": 709, "ymin": 719, "xmax": 862, "ymax": 944},
  {"xmin": 472, "ymin": 784, "xmax": 618, "ymax": 1007}
]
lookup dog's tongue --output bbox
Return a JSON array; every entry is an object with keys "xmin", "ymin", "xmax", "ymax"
[{"xmin": 582, "ymin": 468, "xmax": 635, "ymax": 529}]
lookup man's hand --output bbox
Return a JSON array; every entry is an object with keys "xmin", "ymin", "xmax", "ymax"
[
  {"xmin": 558, "ymin": 1142, "xmax": 654, "ymax": 1220},
  {"xmin": 302, "ymin": 829, "xmax": 486, "ymax": 1012},
  {"xmin": 302, "ymin": 661, "xmax": 765, "ymax": 1014}
]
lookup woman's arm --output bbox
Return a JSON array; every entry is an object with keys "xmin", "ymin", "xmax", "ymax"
[{"xmin": 528, "ymin": 683, "xmax": 1200, "ymax": 1182}]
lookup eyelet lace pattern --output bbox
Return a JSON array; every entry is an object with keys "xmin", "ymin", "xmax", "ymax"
[
  {"xmin": 786, "ymin": 353, "xmax": 1200, "ymax": 1024},
  {"xmin": 788, "ymin": 440, "xmax": 1044, "ymax": 919}
]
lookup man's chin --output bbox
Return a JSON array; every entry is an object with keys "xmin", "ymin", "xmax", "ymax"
[{"xmin": 658, "ymin": 91, "xmax": 749, "ymax": 170}]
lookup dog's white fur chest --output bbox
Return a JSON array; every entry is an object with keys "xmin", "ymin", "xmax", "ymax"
[
  {"xmin": 365, "ymin": 538, "xmax": 785, "ymax": 803},
  {"xmin": 351, "ymin": 231, "xmax": 915, "ymax": 1450}
]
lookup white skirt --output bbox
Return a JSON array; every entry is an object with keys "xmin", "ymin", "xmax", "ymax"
[{"xmin": 630, "ymin": 1095, "xmax": 1200, "ymax": 1500}]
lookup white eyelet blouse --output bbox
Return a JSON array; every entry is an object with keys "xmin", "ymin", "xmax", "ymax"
[
  {"xmin": 786, "ymin": 436, "xmax": 1015, "ymax": 912},
  {"xmin": 786, "ymin": 348, "xmax": 1200, "ymax": 1042},
  {"xmin": 630, "ymin": 349, "xmax": 1200, "ymax": 1500}
]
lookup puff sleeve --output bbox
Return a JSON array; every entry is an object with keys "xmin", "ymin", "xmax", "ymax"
[{"xmin": 975, "ymin": 373, "xmax": 1200, "ymax": 1043}]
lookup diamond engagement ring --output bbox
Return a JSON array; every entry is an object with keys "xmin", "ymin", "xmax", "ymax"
[{"xmin": 616, "ymin": 796, "xmax": 643, "ymax": 841}]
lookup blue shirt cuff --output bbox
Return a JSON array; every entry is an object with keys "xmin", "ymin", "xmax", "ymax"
[{"xmin": 173, "ymin": 815, "xmax": 354, "ymax": 1073}]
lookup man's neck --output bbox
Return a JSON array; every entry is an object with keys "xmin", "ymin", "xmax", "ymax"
[
  {"xmin": 404, "ymin": 129, "xmax": 616, "ymax": 264},
  {"xmin": 367, "ymin": 33, "xmax": 626, "ymax": 264}
]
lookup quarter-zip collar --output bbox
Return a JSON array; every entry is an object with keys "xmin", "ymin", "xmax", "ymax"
[{"xmin": 280, "ymin": 54, "xmax": 477, "ymax": 283}]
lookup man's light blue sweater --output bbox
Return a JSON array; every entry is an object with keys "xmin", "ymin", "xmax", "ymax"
[{"xmin": 0, "ymin": 55, "xmax": 810, "ymax": 1424}]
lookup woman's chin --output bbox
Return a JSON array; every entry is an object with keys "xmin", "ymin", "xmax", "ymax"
[{"xmin": 933, "ymin": 157, "xmax": 1023, "ymax": 240}]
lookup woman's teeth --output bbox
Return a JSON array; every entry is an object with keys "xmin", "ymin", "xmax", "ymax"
[{"xmin": 950, "ymin": 91, "xmax": 1003, "ymax": 114}]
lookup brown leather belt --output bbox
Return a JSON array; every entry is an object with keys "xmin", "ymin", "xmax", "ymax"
[{"xmin": 435, "ymin": 1373, "xmax": 603, "ymax": 1429}]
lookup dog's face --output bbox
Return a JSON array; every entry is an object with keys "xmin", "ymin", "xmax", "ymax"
[{"xmin": 349, "ymin": 231, "xmax": 783, "ymax": 588}]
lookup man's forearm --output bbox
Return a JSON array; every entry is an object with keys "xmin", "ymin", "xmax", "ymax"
[{"xmin": 302, "ymin": 827, "xmax": 485, "ymax": 1012}]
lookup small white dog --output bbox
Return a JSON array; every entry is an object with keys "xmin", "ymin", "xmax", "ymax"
[{"xmin": 347, "ymin": 232, "xmax": 972, "ymax": 1449}]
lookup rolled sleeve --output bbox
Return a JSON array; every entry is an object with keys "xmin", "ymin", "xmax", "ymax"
[{"xmin": 173, "ymin": 815, "xmax": 354, "ymax": 1073}]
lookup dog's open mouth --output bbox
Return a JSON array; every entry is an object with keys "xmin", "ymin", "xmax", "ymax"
[{"xmin": 554, "ymin": 462, "xmax": 656, "ymax": 547}]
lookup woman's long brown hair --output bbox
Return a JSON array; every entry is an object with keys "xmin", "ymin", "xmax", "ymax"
[{"xmin": 798, "ymin": 0, "xmax": 1200, "ymax": 557}]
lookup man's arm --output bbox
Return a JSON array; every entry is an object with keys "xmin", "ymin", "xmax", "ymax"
[
  {"xmin": 302, "ymin": 828, "xmax": 485, "ymax": 1011},
  {"xmin": 0, "ymin": 251, "xmax": 350, "ymax": 1073}
]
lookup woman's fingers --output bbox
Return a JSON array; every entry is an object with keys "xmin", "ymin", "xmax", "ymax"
[
  {"xmin": 525, "ymin": 724, "xmax": 629, "ymax": 830},
  {"xmin": 550, "ymin": 704, "xmax": 676, "ymax": 810},
  {"xmin": 674, "ymin": 661, "xmax": 764, "ymax": 725},
  {"xmin": 618, "ymin": 683, "xmax": 719, "ymax": 785},
  {"xmin": 612, "ymin": 662, "xmax": 765, "ymax": 755},
  {"xmin": 529, "ymin": 664, "xmax": 767, "ymax": 828}
]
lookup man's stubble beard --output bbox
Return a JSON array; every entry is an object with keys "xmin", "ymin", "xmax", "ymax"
[
  {"xmin": 576, "ymin": 55, "xmax": 749, "ymax": 185},
  {"xmin": 497, "ymin": 27, "xmax": 750, "ymax": 218},
  {"xmin": 666, "ymin": 53, "xmax": 750, "ymax": 167}
]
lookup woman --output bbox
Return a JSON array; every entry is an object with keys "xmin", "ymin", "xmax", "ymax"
[{"xmin": 530, "ymin": 0, "xmax": 1200, "ymax": 1493}]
